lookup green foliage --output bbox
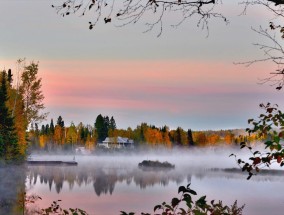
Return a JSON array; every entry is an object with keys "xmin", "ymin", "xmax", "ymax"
[
  {"xmin": 40, "ymin": 200, "xmax": 88, "ymax": 215},
  {"xmin": 57, "ymin": 116, "xmax": 65, "ymax": 128},
  {"xmin": 121, "ymin": 184, "xmax": 244, "ymax": 215},
  {"xmin": 187, "ymin": 129, "xmax": 194, "ymax": 146},
  {"xmin": 23, "ymin": 194, "xmax": 88, "ymax": 215},
  {"xmin": 110, "ymin": 116, "xmax": 116, "ymax": 130},
  {"xmin": 95, "ymin": 114, "xmax": 116, "ymax": 142},
  {"xmin": 0, "ymin": 71, "xmax": 21, "ymax": 160},
  {"xmin": 50, "ymin": 119, "xmax": 55, "ymax": 135},
  {"xmin": 233, "ymin": 103, "xmax": 284, "ymax": 178},
  {"xmin": 95, "ymin": 114, "xmax": 106, "ymax": 142}
]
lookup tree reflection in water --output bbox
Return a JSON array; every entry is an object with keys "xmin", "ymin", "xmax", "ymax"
[
  {"xmin": 26, "ymin": 155, "xmax": 284, "ymax": 198},
  {"xmin": 26, "ymin": 162, "xmax": 185, "ymax": 196}
]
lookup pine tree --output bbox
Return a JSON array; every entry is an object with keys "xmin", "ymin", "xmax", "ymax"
[
  {"xmin": 0, "ymin": 71, "xmax": 20, "ymax": 160},
  {"xmin": 57, "ymin": 116, "xmax": 64, "ymax": 128},
  {"xmin": 176, "ymin": 127, "xmax": 182, "ymax": 145},
  {"xmin": 41, "ymin": 125, "xmax": 45, "ymax": 135},
  {"xmin": 187, "ymin": 129, "xmax": 194, "ymax": 146},
  {"xmin": 34, "ymin": 123, "xmax": 39, "ymax": 137},
  {"xmin": 109, "ymin": 116, "xmax": 116, "ymax": 130},
  {"xmin": 95, "ymin": 114, "xmax": 106, "ymax": 142},
  {"xmin": 50, "ymin": 119, "xmax": 55, "ymax": 135},
  {"xmin": 7, "ymin": 69, "xmax": 13, "ymax": 87}
]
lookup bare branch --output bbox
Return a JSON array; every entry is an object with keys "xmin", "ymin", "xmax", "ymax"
[
  {"xmin": 240, "ymin": 0, "xmax": 284, "ymax": 18},
  {"xmin": 235, "ymin": 25, "xmax": 284, "ymax": 90},
  {"xmin": 52, "ymin": 0, "xmax": 228, "ymax": 35}
]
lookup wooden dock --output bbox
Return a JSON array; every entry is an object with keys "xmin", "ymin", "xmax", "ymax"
[{"xmin": 27, "ymin": 160, "xmax": 78, "ymax": 166}]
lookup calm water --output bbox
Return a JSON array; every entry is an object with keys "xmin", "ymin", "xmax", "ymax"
[{"xmin": 25, "ymin": 149, "xmax": 284, "ymax": 215}]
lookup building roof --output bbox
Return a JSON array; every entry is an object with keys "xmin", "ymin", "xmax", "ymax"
[{"xmin": 102, "ymin": 136, "xmax": 133, "ymax": 144}]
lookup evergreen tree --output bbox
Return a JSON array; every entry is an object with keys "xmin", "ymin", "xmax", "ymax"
[
  {"xmin": 0, "ymin": 71, "xmax": 20, "ymax": 160},
  {"xmin": 7, "ymin": 69, "xmax": 13, "ymax": 87},
  {"xmin": 80, "ymin": 127, "xmax": 85, "ymax": 142},
  {"xmin": 104, "ymin": 116, "xmax": 110, "ymax": 132},
  {"xmin": 35, "ymin": 123, "xmax": 39, "ymax": 137},
  {"xmin": 41, "ymin": 125, "xmax": 45, "ymax": 135},
  {"xmin": 109, "ymin": 116, "xmax": 116, "ymax": 130},
  {"xmin": 50, "ymin": 119, "xmax": 55, "ymax": 135},
  {"xmin": 57, "ymin": 116, "xmax": 64, "ymax": 128},
  {"xmin": 45, "ymin": 124, "xmax": 50, "ymax": 135},
  {"xmin": 187, "ymin": 129, "xmax": 194, "ymax": 146},
  {"xmin": 95, "ymin": 114, "xmax": 106, "ymax": 142},
  {"xmin": 176, "ymin": 127, "xmax": 182, "ymax": 146}
]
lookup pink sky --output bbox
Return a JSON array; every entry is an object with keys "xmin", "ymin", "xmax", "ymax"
[
  {"xmin": 1, "ymin": 58, "xmax": 281, "ymax": 130},
  {"xmin": 1, "ymin": 0, "xmax": 283, "ymax": 130}
]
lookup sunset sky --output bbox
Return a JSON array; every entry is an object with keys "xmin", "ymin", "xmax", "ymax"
[{"xmin": 1, "ymin": 0, "xmax": 283, "ymax": 130}]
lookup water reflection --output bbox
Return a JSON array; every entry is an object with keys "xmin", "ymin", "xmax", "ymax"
[
  {"xmin": 27, "ymin": 165, "xmax": 186, "ymax": 196},
  {"xmin": 26, "ymin": 155, "xmax": 284, "ymax": 197},
  {"xmin": 25, "ymin": 153, "xmax": 284, "ymax": 215}
]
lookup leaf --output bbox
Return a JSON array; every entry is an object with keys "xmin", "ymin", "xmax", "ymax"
[
  {"xmin": 154, "ymin": 205, "xmax": 162, "ymax": 212},
  {"xmin": 276, "ymin": 86, "xmax": 282, "ymax": 90},
  {"xmin": 179, "ymin": 208, "xmax": 186, "ymax": 215},
  {"xmin": 171, "ymin": 198, "xmax": 180, "ymax": 208},
  {"xmin": 196, "ymin": 196, "xmax": 207, "ymax": 210},
  {"xmin": 253, "ymin": 151, "xmax": 260, "ymax": 155},
  {"xmin": 277, "ymin": 155, "xmax": 282, "ymax": 163},
  {"xmin": 183, "ymin": 194, "xmax": 193, "ymax": 209},
  {"xmin": 189, "ymin": 189, "xmax": 197, "ymax": 195},
  {"xmin": 248, "ymin": 119, "xmax": 254, "ymax": 124},
  {"xmin": 178, "ymin": 186, "xmax": 186, "ymax": 194},
  {"xmin": 274, "ymin": 136, "xmax": 280, "ymax": 144},
  {"xmin": 279, "ymin": 131, "xmax": 284, "ymax": 138}
]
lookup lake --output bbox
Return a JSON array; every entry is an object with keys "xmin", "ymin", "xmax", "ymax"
[{"xmin": 25, "ymin": 148, "xmax": 284, "ymax": 215}]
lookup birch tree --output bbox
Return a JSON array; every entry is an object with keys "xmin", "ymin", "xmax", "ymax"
[{"xmin": 20, "ymin": 62, "xmax": 47, "ymax": 126}]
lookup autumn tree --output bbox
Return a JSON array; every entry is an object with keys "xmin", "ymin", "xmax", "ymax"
[
  {"xmin": 53, "ymin": 116, "xmax": 65, "ymax": 144},
  {"xmin": 20, "ymin": 62, "xmax": 47, "ymax": 126},
  {"xmin": 224, "ymin": 131, "xmax": 234, "ymax": 144},
  {"xmin": 193, "ymin": 131, "xmax": 207, "ymax": 146},
  {"xmin": 66, "ymin": 122, "xmax": 77, "ymax": 144},
  {"xmin": 5, "ymin": 69, "xmax": 27, "ymax": 154}
]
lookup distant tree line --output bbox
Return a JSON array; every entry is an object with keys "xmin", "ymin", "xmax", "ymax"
[{"xmin": 29, "ymin": 114, "xmax": 262, "ymax": 151}]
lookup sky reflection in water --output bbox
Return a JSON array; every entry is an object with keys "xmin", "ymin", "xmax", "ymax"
[{"xmin": 26, "ymin": 150, "xmax": 284, "ymax": 215}]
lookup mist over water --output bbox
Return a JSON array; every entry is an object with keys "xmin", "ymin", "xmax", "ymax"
[{"xmin": 23, "ymin": 146, "xmax": 284, "ymax": 215}]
